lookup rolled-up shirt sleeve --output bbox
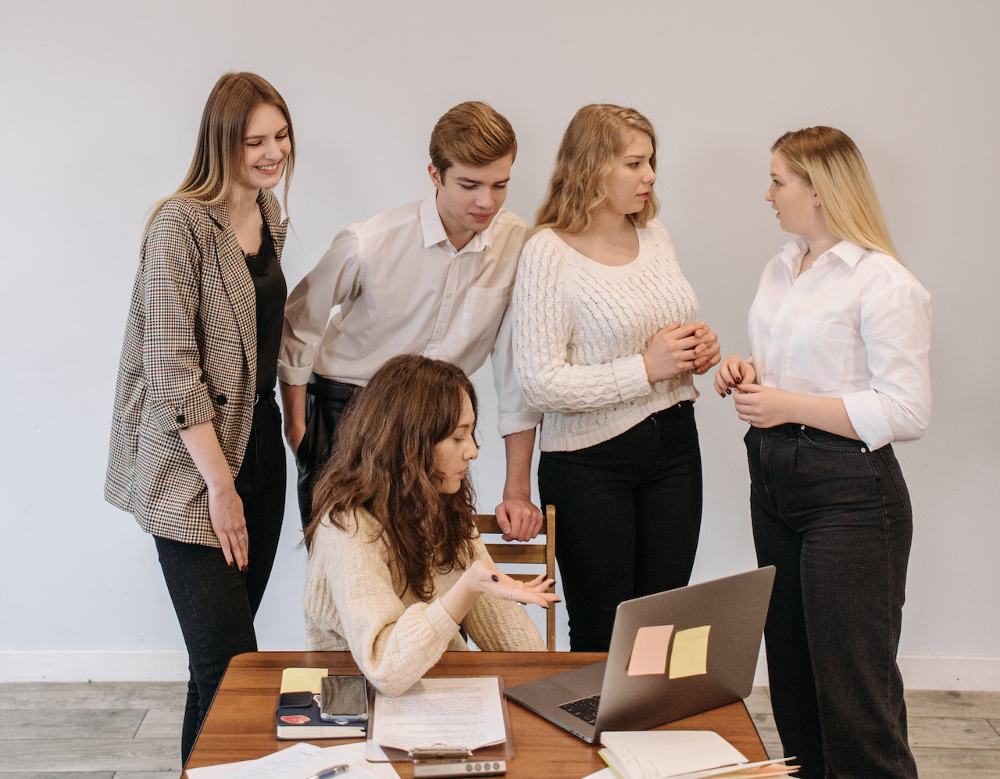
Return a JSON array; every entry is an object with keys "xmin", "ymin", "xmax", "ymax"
[
  {"xmin": 278, "ymin": 228, "xmax": 363, "ymax": 386},
  {"xmin": 842, "ymin": 281, "xmax": 932, "ymax": 449}
]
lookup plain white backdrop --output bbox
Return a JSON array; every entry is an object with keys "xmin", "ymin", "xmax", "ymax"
[{"xmin": 1, "ymin": 0, "xmax": 997, "ymax": 687}]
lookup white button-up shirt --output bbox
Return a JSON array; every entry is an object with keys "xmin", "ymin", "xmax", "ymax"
[
  {"xmin": 278, "ymin": 195, "xmax": 540, "ymax": 436},
  {"xmin": 748, "ymin": 238, "xmax": 932, "ymax": 450}
]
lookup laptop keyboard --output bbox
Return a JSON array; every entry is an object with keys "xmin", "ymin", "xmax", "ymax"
[{"xmin": 559, "ymin": 694, "xmax": 601, "ymax": 725}]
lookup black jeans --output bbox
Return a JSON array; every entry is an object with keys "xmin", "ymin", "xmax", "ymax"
[
  {"xmin": 538, "ymin": 402, "xmax": 703, "ymax": 651},
  {"xmin": 155, "ymin": 394, "xmax": 285, "ymax": 764},
  {"xmin": 295, "ymin": 374, "xmax": 360, "ymax": 530},
  {"xmin": 747, "ymin": 424, "xmax": 917, "ymax": 779}
]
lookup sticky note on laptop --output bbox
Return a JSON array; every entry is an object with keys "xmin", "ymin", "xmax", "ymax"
[
  {"xmin": 668, "ymin": 625, "xmax": 711, "ymax": 679},
  {"xmin": 627, "ymin": 624, "xmax": 674, "ymax": 676}
]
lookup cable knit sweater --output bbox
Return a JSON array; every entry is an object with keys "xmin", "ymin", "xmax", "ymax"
[
  {"xmin": 514, "ymin": 221, "xmax": 700, "ymax": 451},
  {"xmin": 304, "ymin": 509, "xmax": 546, "ymax": 697}
]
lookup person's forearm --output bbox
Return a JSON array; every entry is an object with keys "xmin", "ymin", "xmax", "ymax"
[
  {"xmin": 789, "ymin": 394, "xmax": 860, "ymax": 440},
  {"xmin": 178, "ymin": 421, "xmax": 234, "ymax": 494},
  {"xmin": 502, "ymin": 428, "xmax": 535, "ymax": 500},
  {"xmin": 279, "ymin": 381, "xmax": 308, "ymax": 452}
]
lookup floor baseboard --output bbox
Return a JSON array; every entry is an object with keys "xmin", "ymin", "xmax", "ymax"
[{"xmin": 3, "ymin": 650, "xmax": 998, "ymax": 690}]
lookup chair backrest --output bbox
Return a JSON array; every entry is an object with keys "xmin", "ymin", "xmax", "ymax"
[{"xmin": 472, "ymin": 504, "xmax": 557, "ymax": 651}]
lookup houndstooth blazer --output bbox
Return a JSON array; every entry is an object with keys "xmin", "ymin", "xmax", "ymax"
[{"xmin": 105, "ymin": 189, "xmax": 288, "ymax": 546}]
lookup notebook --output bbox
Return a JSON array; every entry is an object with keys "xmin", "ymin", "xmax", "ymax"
[{"xmin": 504, "ymin": 566, "xmax": 775, "ymax": 743}]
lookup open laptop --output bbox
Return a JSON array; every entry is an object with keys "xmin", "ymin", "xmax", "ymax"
[{"xmin": 504, "ymin": 566, "xmax": 775, "ymax": 743}]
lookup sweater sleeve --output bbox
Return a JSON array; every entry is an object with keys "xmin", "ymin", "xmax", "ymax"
[
  {"xmin": 513, "ymin": 232, "xmax": 652, "ymax": 413},
  {"xmin": 304, "ymin": 512, "xmax": 462, "ymax": 697},
  {"xmin": 461, "ymin": 538, "xmax": 547, "ymax": 652}
]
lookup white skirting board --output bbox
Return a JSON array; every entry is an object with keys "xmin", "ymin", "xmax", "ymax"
[{"xmin": 2, "ymin": 651, "xmax": 999, "ymax": 691}]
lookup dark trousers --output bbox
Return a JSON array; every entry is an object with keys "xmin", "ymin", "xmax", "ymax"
[
  {"xmin": 294, "ymin": 374, "xmax": 360, "ymax": 530},
  {"xmin": 746, "ymin": 424, "xmax": 917, "ymax": 779},
  {"xmin": 538, "ymin": 402, "xmax": 703, "ymax": 651},
  {"xmin": 154, "ymin": 394, "xmax": 285, "ymax": 765}
]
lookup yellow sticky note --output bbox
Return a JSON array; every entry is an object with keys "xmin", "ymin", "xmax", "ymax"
[
  {"xmin": 627, "ymin": 624, "xmax": 674, "ymax": 676},
  {"xmin": 668, "ymin": 625, "xmax": 711, "ymax": 679},
  {"xmin": 280, "ymin": 667, "xmax": 329, "ymax": 693}
]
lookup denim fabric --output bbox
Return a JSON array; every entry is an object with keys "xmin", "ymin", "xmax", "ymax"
[
  {"xmin": 538, "ymin": 401, "xmax": 703, "ymax": 651},
  {"xmin": 747, "ymin": 424, "xmax": 917, "ymax": 779},
  {"xmin": 155, "ymin": 395, "xmax": 285, "ymax": 764}
]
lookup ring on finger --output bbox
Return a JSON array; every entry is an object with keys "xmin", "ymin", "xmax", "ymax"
[{"xmin": 507, "ymin": 587, "xmax": 514, "ymax": 601}]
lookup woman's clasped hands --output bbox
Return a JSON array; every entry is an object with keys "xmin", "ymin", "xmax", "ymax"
[{"xmin": 643, "ymin": 321, "xmax": 721, "ymax": 384}]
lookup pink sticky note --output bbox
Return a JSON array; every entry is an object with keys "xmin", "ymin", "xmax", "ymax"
[{"xmin": 627, "ymin": 624, "xmax": 674, "ymax": 676}]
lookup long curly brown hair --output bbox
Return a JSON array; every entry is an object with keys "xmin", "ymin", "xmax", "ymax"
[{"xmin": 305, "ymin": 355, "xmax": 479, "ymax": 601}]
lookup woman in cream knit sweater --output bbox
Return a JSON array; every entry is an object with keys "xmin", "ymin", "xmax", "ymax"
[
  {"xmin": 513, "ymin": 105, "xmax": 721, "ymax": 652},
  {"xmin": 303, "ymin": 355, "xmax": 555, "ymax": 696}
]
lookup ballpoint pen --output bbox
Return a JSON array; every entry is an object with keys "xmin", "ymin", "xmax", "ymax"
[{"xmin": 306, "ymin": 764, "xmax": 350, "ymax": 779}]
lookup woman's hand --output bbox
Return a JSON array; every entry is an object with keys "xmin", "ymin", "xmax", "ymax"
[
  {"xmin": 440, "ymin": 561, "xmax": 559, "ymax": 623},
  {"xmin": 714, "ymin": 355, "xmax": 755, "ymax": 397},
  {"xmin": 692, "ymin": 323, "xmax": 722, "ymax": 375},
  {"xmin": 208, "ymin": 483, "xmax": 249, "ymax": 571},
  {"xmin": 732, "ymin": 384, "xmax": 795, "ymax": 428},
  {"xmin": 643, "ymin": 322, "xmax": 705, "ymax": 384}
]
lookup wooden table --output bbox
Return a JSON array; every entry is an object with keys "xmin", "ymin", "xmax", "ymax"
[{"xmin": 186, "ymin": 651, "xmax": 767, "ymax": 778}]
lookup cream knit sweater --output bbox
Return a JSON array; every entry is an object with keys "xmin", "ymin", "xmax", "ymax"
[
  {"xmin": 304, "ymin": 509, "xmax": 546, "ymax": 697},
  {"xmin": 514, "ymin": 221, "xmax": 699, "ymax": 451}
]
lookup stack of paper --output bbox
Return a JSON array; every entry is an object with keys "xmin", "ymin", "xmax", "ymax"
[{"xmin": 598, "ymin": 731, "xmax": 796, "ymax": 779}]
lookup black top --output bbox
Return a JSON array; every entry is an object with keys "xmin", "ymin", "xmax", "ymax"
[{"xmin": 244, "ymin": 214, "xmax": 286, "ymax": 393}]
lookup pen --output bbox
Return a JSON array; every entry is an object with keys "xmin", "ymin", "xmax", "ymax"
[{"xmin": 306, "ymin": 764, "xmax": 350, "ymax": 779}]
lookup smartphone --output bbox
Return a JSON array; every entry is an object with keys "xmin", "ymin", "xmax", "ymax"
[{"xmin": 319, "ymin": 675, "xmax": 369, "ymax": 723}]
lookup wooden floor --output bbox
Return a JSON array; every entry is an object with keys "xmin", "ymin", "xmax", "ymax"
[{"xmin": 1, "ymin": 683, "xmax": 997, "ymax": 778}]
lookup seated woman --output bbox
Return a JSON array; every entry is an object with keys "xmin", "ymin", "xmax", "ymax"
[{"xmin": 303, "ymin": 354, "xmax": 556, "ymax": 696}]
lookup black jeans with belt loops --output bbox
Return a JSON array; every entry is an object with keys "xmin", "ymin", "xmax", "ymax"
[
  {"xmin": 538, "ymin": 401, "xmax": 703, "ymax": 652},
  {"xmin": 154, "ymin": 393, "xmax": 285, "ymax": 764},
  {"xmin": 747, "ymin": 423, "xmax": 917, "ymax": 779}
]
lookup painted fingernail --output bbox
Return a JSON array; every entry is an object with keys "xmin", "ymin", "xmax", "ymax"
[
  {"xmin": 240, "ymin": 564, "xmax": 248, "ymax": 573},
  {"xmin": 228, "ymin": 560, "xmax": 235, "ymax": 568},
  {"xmin": 491, "ymin": 574, "xmax": 499, "ymax": 582}
]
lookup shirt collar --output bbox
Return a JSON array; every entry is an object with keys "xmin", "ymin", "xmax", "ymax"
[
  {"xmin": 418, "ymin": 193, "xmax": 493, "ymax": 253},
  {"xmin": 778, "ymin": 236, "xmax": 869, "ymax": 273}
]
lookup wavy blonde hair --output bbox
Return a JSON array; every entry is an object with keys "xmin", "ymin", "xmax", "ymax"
[
  {"xmin": 306, "ymin": 355, "xmax": 478, "ymax": 602},
  {"xmin": 535, "ymin": 104, "xmax": 658, "ymax": 233},
  {"xmin": 772, "ymin": 126, "xmax": 898, "ymax": 260},
  {"xmin": 146, "ymin": 72, "xmax": 295, "ymax": 232}
]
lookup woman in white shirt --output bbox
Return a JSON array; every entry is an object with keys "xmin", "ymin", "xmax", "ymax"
[
  {"xmin": 715, "ymin": 127, "xmax": 930, "ymax": 779},
  {"xmin": 303, "ymin": 355, "xmax": 554, "ymax": 696},
  {"xmin": 513, "ymin": 104, "xmax": 720, "ymax": 651}
]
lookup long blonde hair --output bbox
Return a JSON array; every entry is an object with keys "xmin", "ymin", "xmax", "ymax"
[
  {"xmin": 535, "ymin": 104, "xmax": 659, "ymax": 233},
  {"xmin": 146, "ymin": 72, "xmax": 295, "ymax": 232},
  {"xmin": 772, "ymin": 126, "xmax": 898, "ymax": 260}
]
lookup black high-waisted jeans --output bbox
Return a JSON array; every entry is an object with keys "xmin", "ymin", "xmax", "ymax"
[
  {"xmin": 747, "ymin": 423, "xmax": 917, "ymax": 779},
  {"xmin": 538, "ymin": 401, "xmax": 703, "ymax": 651},
  {"xmin": 154, "ymin": 393, "xmax": 285, "ymax": 764}
]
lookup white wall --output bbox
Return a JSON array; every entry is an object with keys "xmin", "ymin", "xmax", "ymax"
[{"xmin": 2, "ymin": 0, "xmax": 997, "ymax": 688}]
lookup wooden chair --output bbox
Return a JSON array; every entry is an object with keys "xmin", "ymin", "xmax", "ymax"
[{"xmin": 473, "ymin": 504, "xmax": 557, "ymax": 651}]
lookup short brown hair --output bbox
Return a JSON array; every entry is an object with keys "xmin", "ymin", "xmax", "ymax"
[
  {"xmin": 535, "ymin": 104, "xmax": 658, "ymax": 233},
  {"xmin": 306, "ymin": 355, "xmax": 479, "ymax": 601},
  {"xmin": 429, "ymin": 101, "xmax": 517, "ymax": 179}
]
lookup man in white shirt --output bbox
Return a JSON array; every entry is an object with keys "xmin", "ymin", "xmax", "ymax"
[{"xmin": 278, "ymin": 101, "xmax": 543, "ymax": 540}]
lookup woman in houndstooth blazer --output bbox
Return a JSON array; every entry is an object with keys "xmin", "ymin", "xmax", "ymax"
[{"xmin": 105, "ymin": 72, "xmax": 294, "ymax": 762}]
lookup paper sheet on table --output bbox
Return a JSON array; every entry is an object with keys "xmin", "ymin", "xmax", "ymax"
[
  {"xmin": 372, "ymin": 677, "xmax": 505, "ymax": 752},
  {"xmin": 668, "ymin": 625, "xmax": 711, "ymax": 679},
  {"xmin": 600, "ymin": 730, "xmax": 745, "ymax": 778},
  {"xmin": 627, "ymin": 624, "xmax": 674, "ymax": 676},
  {"xmin": 185, "ymin": 741, "xmax": 399, "ymax": 779}
]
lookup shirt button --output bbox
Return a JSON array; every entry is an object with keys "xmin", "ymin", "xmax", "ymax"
[
  {"xmin": 861, "ymin": 447, "xmax": 867, "ymax": 453},
  {"xmin": 216, "ymin": 394, "xmax": 227, "ymax": 406},
  {"xmin": 800, "ymin": 425, "xmax": 806, "ymax": 431},
  {"xmin": 176, "ymin": 414, "xmax": 185, "ymax": 425}
]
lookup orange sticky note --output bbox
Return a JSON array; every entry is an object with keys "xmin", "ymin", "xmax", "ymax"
[
  {"xmin": 668, "ymin": 625, "xmax": 711, "ymax": 679},
  {"xmin": 627, "ymin": 624, "xmax": 674, "ymax": 676}
]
